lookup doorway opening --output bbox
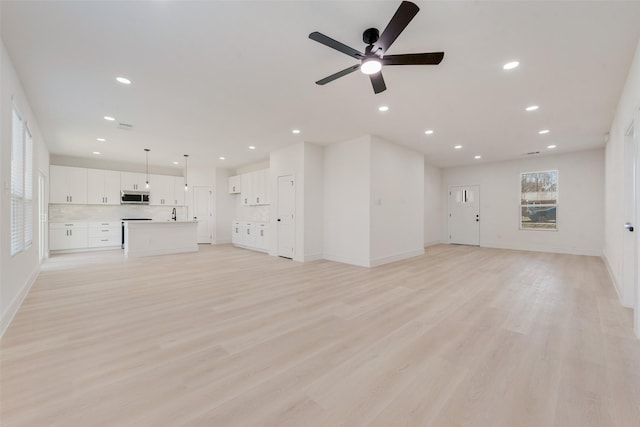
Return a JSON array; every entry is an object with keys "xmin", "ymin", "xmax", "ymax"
[{"xmin": 277, "ymin": 175, "xmax": 295, "ymax": 259}]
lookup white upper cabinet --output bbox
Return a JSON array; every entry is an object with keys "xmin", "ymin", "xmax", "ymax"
[
  {"xmin": 228, "ymin": 175, "xmax": 241, "ymax": 194},
  {"xmin": 50, "ymin": 165, "xmax": 88, "ymax": 204},
  {"xmin": 87, "ymin": 169, "xmax": 120, "ymax": 205},
  {"xmin": 252, "ymin": 169, "xmax": 269, "ymax": 205},
  {"xmin": 120, "ymin": 172, "xmax": 147, "ymax": 191},
  {"xmin": 173, "ymin": 177, "xmax": 185, "ymax": 206},
  {"xmin": 150, "ymin": 174, "xmax": 185, "ymax": 206}
]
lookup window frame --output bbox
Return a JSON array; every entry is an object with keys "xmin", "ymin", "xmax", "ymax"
[
  {"xmin": 10, "ymin": 102, "xmax": 34, "ymax": 256},
  {"xmin": 519, "ymin": 169, "xmax": 559, "ymax": 231}
]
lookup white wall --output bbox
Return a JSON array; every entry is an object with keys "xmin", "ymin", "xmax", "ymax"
[
  {"xmin": 604, "ymin": 40, "xmax": 640, "ymax": 308},
  {"xmin": 424, "ymin": 162, "xmax": 442, "ymax": 246},
  {"xmin": 442, "ymin": 149, "xmax": 604, "ymax": 256},
  {"xmin": 323, "ymin": 136, "xmax": 371, "ymax": 267},
  {"xmin": 303, "ymin": 143, "xmax": 324, "ymax": 261},
  {"xmin": 50, "ymin": 154, "xmax": 181, "ymax": 176},
  {"xmin": 370, "ymin": 136, "xmax": 424, "ymax": 266},
  {"xmin": 214, "ymin": 168, "xmax": 234, "ymax": 244},
  {"xmin": 1, "ymin": 40, "xmax": 50, "ymax": 336}
]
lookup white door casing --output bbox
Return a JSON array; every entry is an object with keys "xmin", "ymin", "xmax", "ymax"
[
  {"xmin": 193, "ymin": 186, "xmax": 212, "ymax": 244},
  {"xmin": 277, "ymin": 175, "xmax": 295, "ymax": 259},
  {"xmin": 448, "ymin": 185, "xmax": 480, "ymax": 246}
]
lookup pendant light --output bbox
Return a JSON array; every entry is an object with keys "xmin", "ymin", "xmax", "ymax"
[
  {"xmin": 144, "ymin": 148, "xmax": 150, "ymax": 188},
  {"xmin": 184, "ymin": 154, "xmax": 189, "ymax": 191}
]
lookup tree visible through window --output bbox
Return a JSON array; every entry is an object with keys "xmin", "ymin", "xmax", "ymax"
[{"xmin": 520, "ymin": 170, "xmax": 558, "ymax": 230}]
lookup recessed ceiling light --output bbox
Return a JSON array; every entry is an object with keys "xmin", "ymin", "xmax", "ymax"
[
  {"xmin": 378, "ymin": 106, "xmax": 389, "ymax": 112},
  {"xmin": 92, "ymin": 151, "xmax": 101, "ymax": 155},
  {"xmin": 454, "ymin": 145, "xmax": 463, "ymax": 150},
  {"xmin": 104, "ymin": 116, "xmax": 115, "ymax": 121},
  {"xmin": 424, "ymin": 130, "xmax": 434, "ymax": 135},
  {"xmin": 116, "ymin": 77, "xmax": 131, "ymax": 85},
  {"xmin": 219, "ymin": 156, "xmax": 226, "ymax": 160},
  {"xmin": 503, "ymin": 61, "xmax": 519, "ymax": 70},
  {"xmin": 292, "ymin": 129, "xmax": 301, "ymax": 134},
  {"xmin": 538, "ymin": 129, "xmax": 550, "ymax": 134},
  {"xmin": 547, "ymin": 144, "xmax": 557, "ymax": 149},
  {"xmin": 525, "ymin": 105, "xmax": 539, "ymax": 112},
  {"xmin": 474, "ymin": 155, "xmax": 482, "ymax": 159},
  {"xmin": 96, "ymin": 138, "xmax": 105, "ymax": 142},
  {"xmin": 248, "ymin": 146, "xmax": 256, "ymax": 150},
  {"xmin": 172, "ymin": 161, "xmax": 179, "ymax": 165}
]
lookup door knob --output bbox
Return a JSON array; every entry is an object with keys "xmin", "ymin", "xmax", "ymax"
[
  {"xmin": 625, "ymin": 222, "xmax": 634, "ymax": 232},
  {"xmin": 277, "ymin": 219, "xmax": 281, "ymax": 222}
]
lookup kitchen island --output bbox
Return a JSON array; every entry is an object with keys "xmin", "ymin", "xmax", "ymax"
[{"xmin": 123, "ymin": 220, "xmax": 198, "ymax": 258}]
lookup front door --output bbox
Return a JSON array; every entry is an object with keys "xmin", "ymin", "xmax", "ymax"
[
  {"xmin": 448, "ymin": 185, "xmax": 480, "ymax": 246},
  {"xmin": 277, "ymin": 175, "xmax": 295, "ymax": 259}
]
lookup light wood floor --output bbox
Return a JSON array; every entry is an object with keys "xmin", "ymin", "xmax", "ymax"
[{"xmin": 1, "ymin": 244, "xmax": 639, "ymax": 426}]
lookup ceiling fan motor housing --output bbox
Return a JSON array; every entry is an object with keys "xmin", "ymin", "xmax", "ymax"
[{"xmin": 363, "ymin": 28, "xmax": 380, "ymax": 45}]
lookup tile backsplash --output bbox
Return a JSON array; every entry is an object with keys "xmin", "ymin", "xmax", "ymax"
[{"xmin": 48, "ymin": 204, "xmax": 189, "ymax": 223}]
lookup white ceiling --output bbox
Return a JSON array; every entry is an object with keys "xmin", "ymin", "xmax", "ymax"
[{"xmin": 2, "ymin": 1, "xmax": 640, "ymax": 170}]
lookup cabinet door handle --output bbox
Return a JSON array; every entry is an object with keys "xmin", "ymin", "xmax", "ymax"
[
  {"xmin": 261, "ymin": 230, "xmax": 264, "ymax": 236},
  {"xmin": 257, "ymin": 197, "xmax": 260, "ymax": 203},
  {"xmin": 101, "ymin": 239, "xmax": 108, "ymax": 242},
  {"xmin": 70, "ymin": 196, "xmax": 72, "ymax": 202},
  {"xmin": 70, "ymin": 230, "xmax": 73, "ymax": 236},
  {"xmin": 244, "ymin": 198, "xmax": 248, "ymax": 204}
]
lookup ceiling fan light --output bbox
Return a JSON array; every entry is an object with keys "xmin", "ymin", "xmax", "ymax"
[{"xmin": 361, "ymin": 59, "xmax": 382, "ymax": 75}]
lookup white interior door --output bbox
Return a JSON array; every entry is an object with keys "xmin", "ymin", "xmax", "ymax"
[
  {"xmin": 277, "ymin": 175, "xmax": 295, "ymax": 259},
  {"xmin": 623, "ymin": 124, "xmax": 637, "ymax": 309},
  {"xmin": 193, "ymin": 186, "xmax": 212, "ymax": 244},
  {"xmin": 448, "ymin": 185, "xmax": 480, "ymax": 246}
]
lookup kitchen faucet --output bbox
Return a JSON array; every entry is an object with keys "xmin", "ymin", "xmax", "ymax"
[{"xmin": 171, "ymin": 208, "xmax": 177, "ymax": 221}]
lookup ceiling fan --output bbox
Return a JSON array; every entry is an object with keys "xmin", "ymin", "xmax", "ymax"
[{"xmin": 309, "ymin": 1, "xmax": 444, "ymax": 94}]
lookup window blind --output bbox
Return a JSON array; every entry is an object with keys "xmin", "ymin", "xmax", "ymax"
[
  {"xmin": 11, "ymin": 106, "xmax": 24, "ymax": 255},
  {"xmin": 24, "ymin": 126, "xmax": 33, "ymax": 247}
]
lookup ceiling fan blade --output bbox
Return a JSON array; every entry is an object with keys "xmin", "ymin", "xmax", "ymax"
[
  {"xmin": 372, "ymin": 1, "xmax": 419, "ymax": 55},
  {"xmin": 370, "ymin": 72, "xmax": 387, "ymax": 94},
  {"xmin": 315, "ymin": 64, "xmax": 361, "ymax": 85},
  {"xmin": 381, "ymin": 52, "xmax": 444, "ymax": 66},
  {"xmin": 309, "ymin": 32, "xmax": 364, "ymax": 59}
]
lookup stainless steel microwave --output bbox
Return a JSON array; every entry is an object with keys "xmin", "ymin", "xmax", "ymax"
[{"xmin": 121, "ymin": 190, "xmax": 150, "ymax": 205}]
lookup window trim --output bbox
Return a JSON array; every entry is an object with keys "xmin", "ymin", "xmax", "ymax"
[
  {"xmin": 519, "ymin": 169, "xmax": 559, "ymax": 231},
  {"xmin": 10, "ymin": 102, "xmax": 34, "ymax": 256}
]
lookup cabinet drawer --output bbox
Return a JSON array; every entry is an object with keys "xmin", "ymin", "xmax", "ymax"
[
  {"xmin": 88, "ymin": 236, "xmax": 120, "ymax": 248},
  {"xmin": 50, "ymin": 222, "xmax": 88, "ymax": 229},
  {"xmin": 89, "ymin": 221, "xmax": 119, "ymax": 228},
  {"xmin": 88, "ymin": 226, "xmax": 120, "ymax": 237}
]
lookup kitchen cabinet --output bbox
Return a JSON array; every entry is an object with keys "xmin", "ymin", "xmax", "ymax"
[
  {"xmin": 173, "ymin": 177, "xmax": 185, "ymax": 206},
  {"xmin": 50, "ymin": 165, "xmax": 88, "ymax": 204},
  {"xmin": 88, "ymin": 221, "xmax": 120, "ymax": 248},
  {"xmin": 87, "ymin": 169, "xmax": 120, "ymax": 205},
  {"xmin": 228, "ymin": 175, "xmax": 241, "ymax": 194},
  {"xmin": 255, "ymin": 222, "xmax": 268, "ymax": 251},
  {"xmin": 231, "ymin": 220, "xmax": 268, "ymax": 253},
  {"xmin": 239, "ymin": 169, "xmax": 270, "ymax": 206},
  {"xmin": 120, "ymin": 172, "xmax": 147, "ymax": 191},
  {"xmin": 150, "ymin": 174, "xmax": 185, "ymax": 206},
  {"xmin": 49, "ymin": 222, "xmax": 88, "ymax": 250}
]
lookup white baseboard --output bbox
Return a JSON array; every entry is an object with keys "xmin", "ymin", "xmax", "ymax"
[
  {"xmin": 214, "ymin": 239, "xmax": 232, "ymax": 244},
  {"xmin": 369, "ymin": 248, "xmax": 425, "ymax": 267},
  {"xmin": 322, "ymin": 253, "xmax": 371, "ymax": 268},
  {"xmin": 424, "ymin": 240, "xmax": 442, "ymax": 247},
  {"xmin": 303, "ymin": 253, "xmax": 323, "ymax": 262},
  {"xmin": 602, "ymin": 252, "xmax": 631, "ymax": 308},
  {"xmin": 1, "ymin": 267, "xmax": 40, "ymax": 338},
  {"xmin": 480, "ymin": 241, "xmax": 602, "ymax": 257}
]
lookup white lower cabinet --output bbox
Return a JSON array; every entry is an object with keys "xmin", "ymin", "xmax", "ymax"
[
  {"xmin": 50, "ymin": 222, "xmax": 88, "ymax": 250},
  {"xmin": 88, "ymin": 222, "xmax": 120, "ymax": 248},
  {"xmin": 231, "ymin": 220, "xmax": 268, "ymax": 253}
]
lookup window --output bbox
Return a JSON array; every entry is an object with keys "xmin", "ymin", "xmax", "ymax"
[
  {"xmin": 10, "ymin": 104, "xmax": 33, "ymax": 255},
  {"xmin": 520, "ymin": 170, "xmax": 558, "ymax": 230}
]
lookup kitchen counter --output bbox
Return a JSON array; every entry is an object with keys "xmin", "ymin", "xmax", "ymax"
[{"xmin": 124, "ymin": 220, "xmax": 198, "ymax": 258}]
